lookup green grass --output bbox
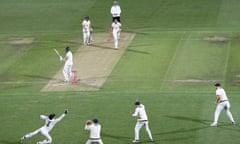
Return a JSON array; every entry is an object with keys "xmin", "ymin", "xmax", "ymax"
[{"xmin": 1, "ymin": 0, "xmax": 240, "ymax": 144}]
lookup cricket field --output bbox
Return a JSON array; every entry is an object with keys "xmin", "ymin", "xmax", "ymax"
[{"xmin": 1, "ymin": 0, "xmax": 240, "ymax": 144}]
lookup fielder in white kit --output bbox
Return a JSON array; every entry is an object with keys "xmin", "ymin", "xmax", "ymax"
[
  {"xmin": 84, "ymin": 118, "xmax": 103, "ymax": 144},
  {"xmin": 82, "ymin": 16, "xmax": 91, "ymax": 45},
  {"xmin": 210, "ymin": 83, "xmax": 235, "ymax": 126},
  {"xmin": 20, "ymin": 109, "xmax": 68, "ymax": 144},
  {"xmin": 111, "ymin": 19, "xmax": 121, "ymax": 49},
  {"xmin": 131, "ymin": 101, "xmax": 153, "ymax": 143},
  {"xmin": 60, "ymin": 46, "xmax": 73, "ymax": 82}
]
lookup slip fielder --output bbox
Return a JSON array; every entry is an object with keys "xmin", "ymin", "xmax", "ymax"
[
  {"xmin": 210, "ymin": 83, "xmax": 235, "ymax": 126},
  {"xmin": 131, "ymin": 101, "xmax": 153, "ymax": 143},
  {"xmin": 21, "ymin": 109, "xmax": 68, "ymax": 144},
  {"xmin": 84, "ymin": 118, "xmax": 104, "ymax": 144}
]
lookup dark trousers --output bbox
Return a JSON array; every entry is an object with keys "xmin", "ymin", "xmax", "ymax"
[{"xmin": 112, "ymin": 16, "xmax": 120, "ymax": 22}]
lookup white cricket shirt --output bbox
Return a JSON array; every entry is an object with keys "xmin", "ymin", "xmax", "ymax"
[
  {"xmin": 82, "ymin": 20, "xmax": 91, "ymax": 33},
  {"xmin": 85, "ymin": 124, "xmax": 102, "ymax": 139},
  {"xmin": 132, "ymin": 104, "xmax": 148, "ymax": 121},
  {"xmin": 216, "ymin": 88, "xmax": 228, "ymax": 101},
  {"xmin": 110, "ymin": 5, "xmax": 121, "ymax": 17},
  {"xmin": 112, "ymin": 22, "xmax": 121, "ymax": 33},
  {"xmin": 40, "ymin": 114, "xmax": 66, "ymax": 132},
  {"xmin": 65, "ymin": 51, "xmax": 73, "ymax": 65}
]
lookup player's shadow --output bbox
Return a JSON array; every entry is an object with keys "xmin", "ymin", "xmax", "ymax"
[
  {"xmin": 127, "ymin": 49, "xmax": 151, "ymax": 55},
  {"xmin": 101, "ymin": 132, "xmax": 132, "ymax": 142},
  {"xmin": 146, "ymin": 136, "xmax": 195, "ymax": 143},
  {"xmin": 165, "ymin": 115, "xmax": 211, "ymax": 125},
  {"xmin": 91, "ymin": 44, "xmax": 151, "ymax": 55},
  {"xmin": 23, "ymin": 74, "xmax": 60, "ymax": 81},
  {"xmin": 124, "ymin": 30, "xmax": 148, "ymax": 35},
  {"xmin": 153, "ymin": 115, "xmax": 211, "ymax": 137},
  {"xmin": 157, "ymin": 126, "xmax": 209, "ymax": 136},
  {"xmin": 54, "ymin": 39, "xmax": 82, "ymax": 45},
  {"xmin": 90, "ymin": 44, "xmax": 115, "ymax": 50}
]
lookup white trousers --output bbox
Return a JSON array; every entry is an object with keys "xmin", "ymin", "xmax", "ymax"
[
  {"xmin": 63, "ymin": 64, "xmax": 72, "ymax": 81},
  {"xmin": 85, "ymin": 139, "xmax": 103, "ymax": 144},
  {"xmin": 213, "ymin": 101, "xmax": 235, "ymax": 123},
  {"xmin": 24, "ymin": 128, "xmax": 52, "ymax": 144},
  {"xmin": 83, "ymin": 31, "xmax": 90, "ymax": 45},
  {"xmin": 134, "ymin": 121, "xmax": 153, "ymax": 141},
  {"xmin": 112, "ymin": 30, "xmax": 119, "ymax": 48}
]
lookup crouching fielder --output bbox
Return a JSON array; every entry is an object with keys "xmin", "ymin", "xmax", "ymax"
[
  {"xmin": 84, "ymin": 118, "xmax": 104, "ymax": 144},
  {"xmin": 131, "ymin": 101, "xmax": 153, "ymax": 143},
  {"xmin": 21, "ymin": 109, "xmax": 68, "ymax": 144},
  {"xmin": 111, "ymin": 19, "xmax": 121, "ymax": 49}
]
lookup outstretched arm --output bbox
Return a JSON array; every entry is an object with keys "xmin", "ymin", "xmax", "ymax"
[{"xmin": 55, "ymin": 109, "xmax": 68, "ymax": 123}]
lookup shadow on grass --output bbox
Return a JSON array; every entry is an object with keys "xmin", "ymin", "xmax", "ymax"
[
  {"xmin": 153, "ymin": 136, "xmax": 195, "ymax": 143},
  {"xmin": 53, "ymin": 39, "xmax": 82, "ymax": 45},
  {"xmin": 124, "ymin": 30, "xmax": 148, "ymax": 35},
  {"xmin": 165, "ymin": 115, "xmax": 211, "ymax": 125},
  {"xmin": 152, "ymin": 116, "xmax": 239, "ymax": 143},
  {"xmin": 157, "ymin": 126, "xmax": 210, "ymax": 136},
  {"xmin": 209, "ymin": 123, "xmax": 240, "ymax": 132},
  {"xmin": 153, "ymin": 115, "xmax": 211, "ymax": 136},
  {"xmin": 102, "ymin": 132, "xmax": 132, "ymax": 142},
  {"xmin": 23, "ymin": 74, "xmax": 60, "ymax": 81},
  {"xmin": 90, "ymin": 44, "xmax": 114, "ymax": 50},
  {"xmin": 89, "ymin": 43, "xmax": 151, "ymax": 55},
  {"xmin": 127, "ymin": 49, "xmax": 151, "ymax": 55}
]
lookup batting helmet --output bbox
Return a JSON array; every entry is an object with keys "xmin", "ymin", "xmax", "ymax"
[{"xmin": 65, "ymin": 46, "xmax": 70, "ymax": 52}]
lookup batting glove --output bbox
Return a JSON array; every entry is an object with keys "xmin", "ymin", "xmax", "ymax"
[{"xmin": 59, "ymin": 56, "xmax": 64, "ymax": 61}]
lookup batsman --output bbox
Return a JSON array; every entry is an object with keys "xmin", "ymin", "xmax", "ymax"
[{"xmin": 55, "ymin": 47, "xmax": 73, "ymax": 82}]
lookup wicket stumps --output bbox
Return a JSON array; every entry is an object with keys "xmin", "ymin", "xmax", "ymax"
[{"xmin": 71, "ymin": 70, "xmax": 78, "ymax": 85}]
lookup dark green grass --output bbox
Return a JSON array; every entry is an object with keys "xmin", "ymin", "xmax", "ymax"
[
  {"xmin": 1, "ymin": 92, "xmax": 240, "ymax": 144},
  {"xmin": 1, "ymin": 0, "xmax": 240, "ymax": 144},
  {"xmin": 0, "ymin": 0, "xmax": 97, "ymax": 34},
  {"xmin": 0, "ymin": 33, "xmax": 80, "ymax": 92},
  {"xmin": 103, "ymin": 31, "xmax": 240, "ymax": 92}
]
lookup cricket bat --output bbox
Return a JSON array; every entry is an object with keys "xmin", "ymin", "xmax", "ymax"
[{"xmin": 53, "ymin": 49, "xmax": 61, "ymax": 57}]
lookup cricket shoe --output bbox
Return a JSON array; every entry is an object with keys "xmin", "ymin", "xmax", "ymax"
[
  {"xmin": 210, "ymin": 122, "xmax": 218, "ymax": 127},
  {"xmin": 149, "ymin": 139, "xmax": 154, "ymax": 142},
  {"xmin": 132, "ymin": 140, "xmax": 140, "ymax": 143},
  {"xmin": 20, "ymin": 136, "xmax": 26, "ymax": 143}
]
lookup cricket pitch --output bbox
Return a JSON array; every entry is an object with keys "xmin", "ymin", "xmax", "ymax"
[{"xmin": 41, "ymin": 32, "xmax": 135, "ymax": 92}]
